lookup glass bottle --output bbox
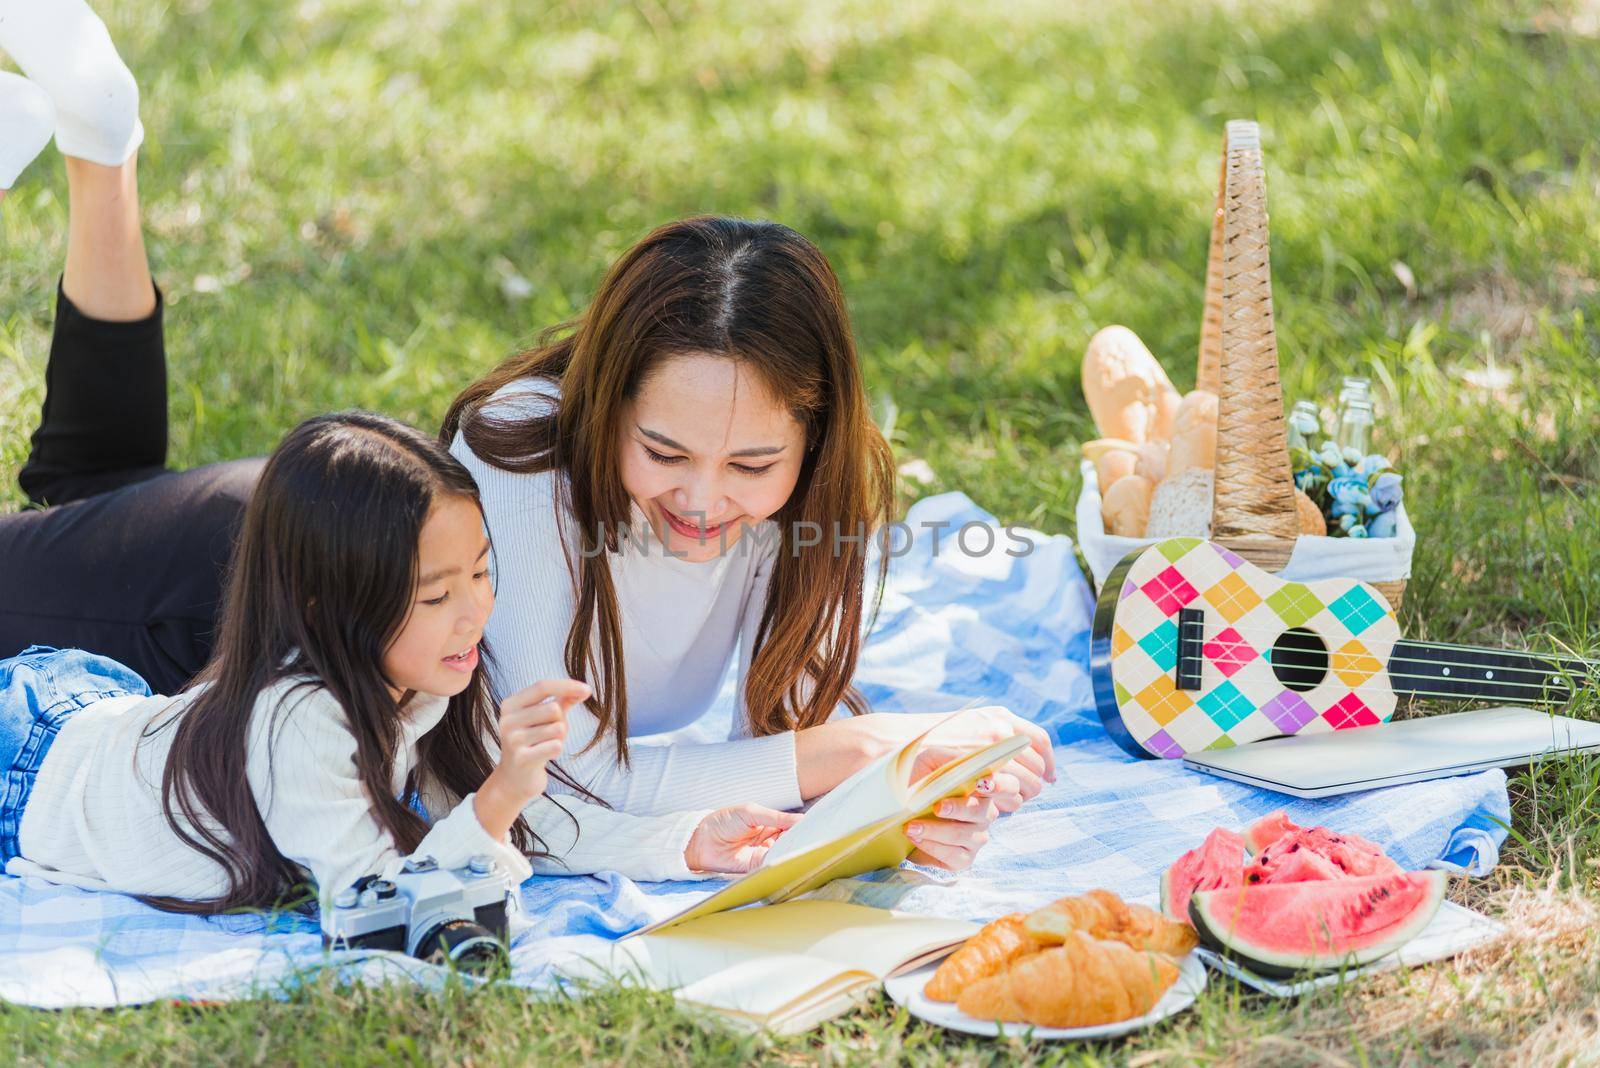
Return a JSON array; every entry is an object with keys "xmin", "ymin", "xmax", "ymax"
[
  {"xmin": 1286, "ymin": 400, "xmax": 1322, "ymax": 453},
  {"xmin": 1337, "ymin": 377, "xmax": 1376, "ymax": 406},
  {"xmin": 1335, "ymin": 375, "xmax": 1370, "ymax": 428},
  {"xmin": 1336, "ymin": 397, "xmax": 1374, "ymax": 457}
]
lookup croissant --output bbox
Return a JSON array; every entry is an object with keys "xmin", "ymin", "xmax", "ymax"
[
  {"xmin": 1025, "ymin": 889, "xmax": 1198, "ymax": 958},
  {"xmin": 923, "ymin": 913, "xmax": 1037, "ymax": 1002},
  {"xmin": 956, "ymin": 931, "xmax": 1180, "ymax": 1029}
]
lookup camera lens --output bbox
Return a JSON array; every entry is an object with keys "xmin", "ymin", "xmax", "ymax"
[{"xmin": 412, "ymin": 919, "xmax": 507, "ymax": 973}]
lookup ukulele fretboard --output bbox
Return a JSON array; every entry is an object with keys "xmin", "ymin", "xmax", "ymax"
[{"xmin": 1387, "ymin": 640, "xmax": 1592, "ymax": 704}]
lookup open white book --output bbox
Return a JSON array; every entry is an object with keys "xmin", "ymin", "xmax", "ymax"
[
  {"xmin": 635, "ymin": 707, "xmax": 1030, "ymax": 935},
  {"xmin": 566, "ymin": 900, "xmax": 979, "ymax": 1034},
  {"xmin": 559, "ymin": 710, "xmax": 1028, "ymax": 1032}
]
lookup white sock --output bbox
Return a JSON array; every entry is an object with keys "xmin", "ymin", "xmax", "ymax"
[
  {"xmin": 0, "ymin": 71, "xmax": 55, "ymax": 189},
  {"xmin": 0, "ymin": 0, "xmax": 143, "ymax": 166}
]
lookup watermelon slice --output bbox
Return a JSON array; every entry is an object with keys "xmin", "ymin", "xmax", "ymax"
[
  {"xmin": 1242, "ymin": 810, "xmax": 1298, "ymax": 855},
  {"xmin": 1188, "ymin": 870, "xmax": 1447, "ymax": 978},
  {"xmin": 1243, "ymin": 845, "xmax": 1344, "ymax": 884},
  {"xmin": 1244, "ymin": 810, "xmax": 1390, "ymax": 862},
  {"xmin": 1160, "ymin": 827, "xmax": 1245, "ymax": 921},
  {"xmin": 1242, "ymin": 810, "xmax": 1402, "ymax": 884}
]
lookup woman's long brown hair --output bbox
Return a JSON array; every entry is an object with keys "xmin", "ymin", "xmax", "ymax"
[
  {"xmin": 147, "ymin": 411, "xmax": 545, "ymax": 914},
  {"xmin": 441, "ymin": 216, "xmax": 896, "ymax": 763}
]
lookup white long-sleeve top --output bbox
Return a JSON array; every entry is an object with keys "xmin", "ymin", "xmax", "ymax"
[
  {"xmin": 451, "ymin": 378, "xmax": 805, "ymax": 817},
  {"xmin": 6, "ymin": 677, "xmax": 706, "ymax": 907}
]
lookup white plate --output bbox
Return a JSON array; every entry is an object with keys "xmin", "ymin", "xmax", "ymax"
[{"xmin": 884, "ymin": 951, "xmax": 1206, "ymax": 1040}]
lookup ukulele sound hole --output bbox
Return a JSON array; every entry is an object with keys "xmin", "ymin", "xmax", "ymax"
[{"xmin": 1270, "ymin": 628, "xmax": 1329, "ymax": 692}]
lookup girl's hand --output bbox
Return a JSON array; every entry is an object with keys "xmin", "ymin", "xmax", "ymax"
[
  {"xmin": 476, "ymin": 679, "xmax": 590, "ymax": 840},
  {"xmin": 684, "ymin": 803, "xmax": 802, "ymax": 873},
  {"xmin": 795, "ymin": 706, "xmax": 1056, "ymax": 806}
]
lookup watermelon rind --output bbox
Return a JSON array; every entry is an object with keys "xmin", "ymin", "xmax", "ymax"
[{"xmin": 1187, "ymin": 870, "xmax": 1446, "ymax": 979}]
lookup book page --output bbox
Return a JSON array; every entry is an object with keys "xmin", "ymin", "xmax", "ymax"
[
  {"xmin": 760, "ymin": 746, "xmax": 905, "ymax": 866},
  {"xmin": 567, "ymin": 902, "xmax": 977, "ymax": 1024},
  {"xmin": 571, "ymin": 938, "xmax": 860, "ymax": 1021},
  {"xmin": 655, "ymin": 900, "xmax": 978, "ymax": 978},
  {"xmin": 674, "ymin": 955, "xmax": 872, "ymax": 1024},
  {"xmin": 904, "ymin": 737, "xmax": 1028, "ymax": 811},
  {"xmin": 634, "ymin": 720, "xmax": 1027, "ymax": 936},
  {"xmin": 764, "ymin": 705, "xmax": 1014, "ymax": 867}
]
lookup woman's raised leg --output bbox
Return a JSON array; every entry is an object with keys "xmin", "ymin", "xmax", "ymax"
[
  {"xmin": 0, "ymin": 6, "xmax": 260, "ymax": 693},
  {"xmin": 18, "ymin": 152, "xmax": 166, "ymax": 505}
]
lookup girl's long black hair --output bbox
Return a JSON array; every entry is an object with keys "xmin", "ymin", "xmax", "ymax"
[{"xmin": 146, "ymin": 411, "xmax": 554, "ymax": 913}]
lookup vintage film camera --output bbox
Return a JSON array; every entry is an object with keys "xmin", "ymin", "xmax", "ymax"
[{"xmin": 321, "ymin": 854, "xmax": 512, "ymax": 971}]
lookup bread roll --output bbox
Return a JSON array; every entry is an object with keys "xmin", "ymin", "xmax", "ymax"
[
  {"xmin": 1101, "ymin": 474, "xmax": 1153, "ymax": 537},
  {"xmin": 1295, "ymin": 489, "xmax": 1327, "ymax": 535},
  {"xmin": 1095, "ymin": 448, "xmax": 1139, "ymax": 491},
  {"xmin": 1081, "ymin": 326, "xmax": 1180, "ymax": 445},
  {"xmin": 1082, "ymin": 437, "xmax": 1139, "ymax": 463},
  {"xmin": 1134, "ymin": 439, "xmax": 1169, "ymax": 485},
  {"xmin": 1166, "ymin": 390, "xmax": 1218, "ymax": 478},
  {"xmin": 1154, "ymin": 385, "xmax": 1182, "ymax": 441}
]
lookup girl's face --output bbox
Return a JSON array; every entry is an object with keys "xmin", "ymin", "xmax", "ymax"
[
  {"xmin": 383, "ymin": 495, "xmax": 495, "ymax": 698},
  {"xmin": 619, "ymin": 353, "xmax": 807, "ymax": 563}
]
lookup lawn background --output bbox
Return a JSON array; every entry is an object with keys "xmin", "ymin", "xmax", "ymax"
[{"xmin": 3, "ymin": 0, "xmax": 1600, "ymax": 1062}]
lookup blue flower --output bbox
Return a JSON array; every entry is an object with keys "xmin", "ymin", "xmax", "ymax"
[
  {"xmin": 1348, "ymin": 524, "xmax": 1368, "ymax": 538},
  {"xmin": 1341, "ymin": 446, "xmax": 1364, "ymax": 467},
  {"xmin": 1329, "ymin": 475, "xmax": 1371, "ymax": 510},
  {"xmin": 1368, "ymin": 511, "xmax": 1399, "ymax": 538},
  {"xmin": 1318, "ymin": 441, "xmax": 1343, "ymax": 469},
  {"xmin": 1358, "ymin": 454, "xmax": 1393, "ymax": 477},
  {"xmin": 1370, "ymin": 471, "xmax": 1404, "ymax": 512}
]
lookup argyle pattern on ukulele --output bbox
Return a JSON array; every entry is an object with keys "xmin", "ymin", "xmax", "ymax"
[{"xmin": 1109, "ymin": 538, "xmax": 1402, "ymax": 758}]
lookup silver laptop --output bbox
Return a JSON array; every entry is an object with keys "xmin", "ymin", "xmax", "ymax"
[{"xmin": 1183, "ymin": 706, "xmax": 1600, "ymax": 798}]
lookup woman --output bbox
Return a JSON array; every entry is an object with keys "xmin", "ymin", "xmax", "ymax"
[
  {"xmin": 0, "ymin": 7, "xmax": 1052, "ymax": 870},
  {"xmin": 443, "ymin": 218, "xmax": 1056, "ymax": 846}
]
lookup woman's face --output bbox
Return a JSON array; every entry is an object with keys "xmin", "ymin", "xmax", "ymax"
[{"xmin": 619, "ymin": 353, "xmax": 807, "ymax": 563}]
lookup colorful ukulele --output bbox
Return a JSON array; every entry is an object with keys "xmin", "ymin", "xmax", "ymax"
[{"xmin": 1092, "ymin": 537, "xmax": 1594, "ymax": 759}]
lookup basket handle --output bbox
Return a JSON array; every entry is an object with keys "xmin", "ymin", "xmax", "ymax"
[{"xmin": 1204, "ymin": 121, "xmax": 1300, "ymax": 571}]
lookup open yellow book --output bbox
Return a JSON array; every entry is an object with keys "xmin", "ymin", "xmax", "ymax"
[
  {"xmin": 563, "ymin": 712, "xmax": 1027, "ymax": 1031},
  {"xmin": 636, "ymin": 708, "xmax": 1030, "ymax": 935},
  {"xmin": 569, "ymin": 899, "xmax": 979, "ymax": 1034}
]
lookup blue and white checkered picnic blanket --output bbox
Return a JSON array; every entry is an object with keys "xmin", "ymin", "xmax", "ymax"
[{"xmin": 0, "ymin": 493, "xmax": 1509, "ymax": 1007}]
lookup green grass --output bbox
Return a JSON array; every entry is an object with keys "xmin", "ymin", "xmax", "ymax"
[{"xmin": 5, "ymin": 0, "xmax": 1600, "ymax": 1062}]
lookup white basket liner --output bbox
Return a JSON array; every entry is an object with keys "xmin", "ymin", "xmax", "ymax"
[{"xmin": 1076, "ymin": 461, "xmax": 1415, "ymax": 589}]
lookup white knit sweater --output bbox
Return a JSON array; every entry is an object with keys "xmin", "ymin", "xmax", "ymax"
[
  {"xmin": 450, "ymin": 379, "xmax": 805, "ymax": 817},
  {"xmin": 6, "ymin": 678, "xmax": 706, "ymax": 906}
]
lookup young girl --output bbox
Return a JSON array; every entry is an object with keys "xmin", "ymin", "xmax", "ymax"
[{"xmin": 0, "ymin": 410, "xmax": 797, "ymax": 914}]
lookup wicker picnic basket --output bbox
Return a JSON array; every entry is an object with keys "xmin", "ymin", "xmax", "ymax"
[{"xmin": 1077, "ymin": 120, "xmax": 1412, "ymax": 609}]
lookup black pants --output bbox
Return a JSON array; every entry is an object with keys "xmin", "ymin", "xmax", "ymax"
[{"xmin": 0, "ymin": 286, "xmax": 262, "ymax": 694}]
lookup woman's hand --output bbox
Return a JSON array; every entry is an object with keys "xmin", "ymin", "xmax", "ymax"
[
  {"xmin": 902, "ymin": 750, "xmax": 1003, "ymax": 871},
  {"xmin": 684, "ymin": 803, "xmax": 802, "ymax": 873},
  {"xmin": 795, "ymin": 706, "xmax": 1057, "ymax": 807},
  {"xmin": 475, "ymin": 679, "xmax": 591, "ymax": 839}
]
